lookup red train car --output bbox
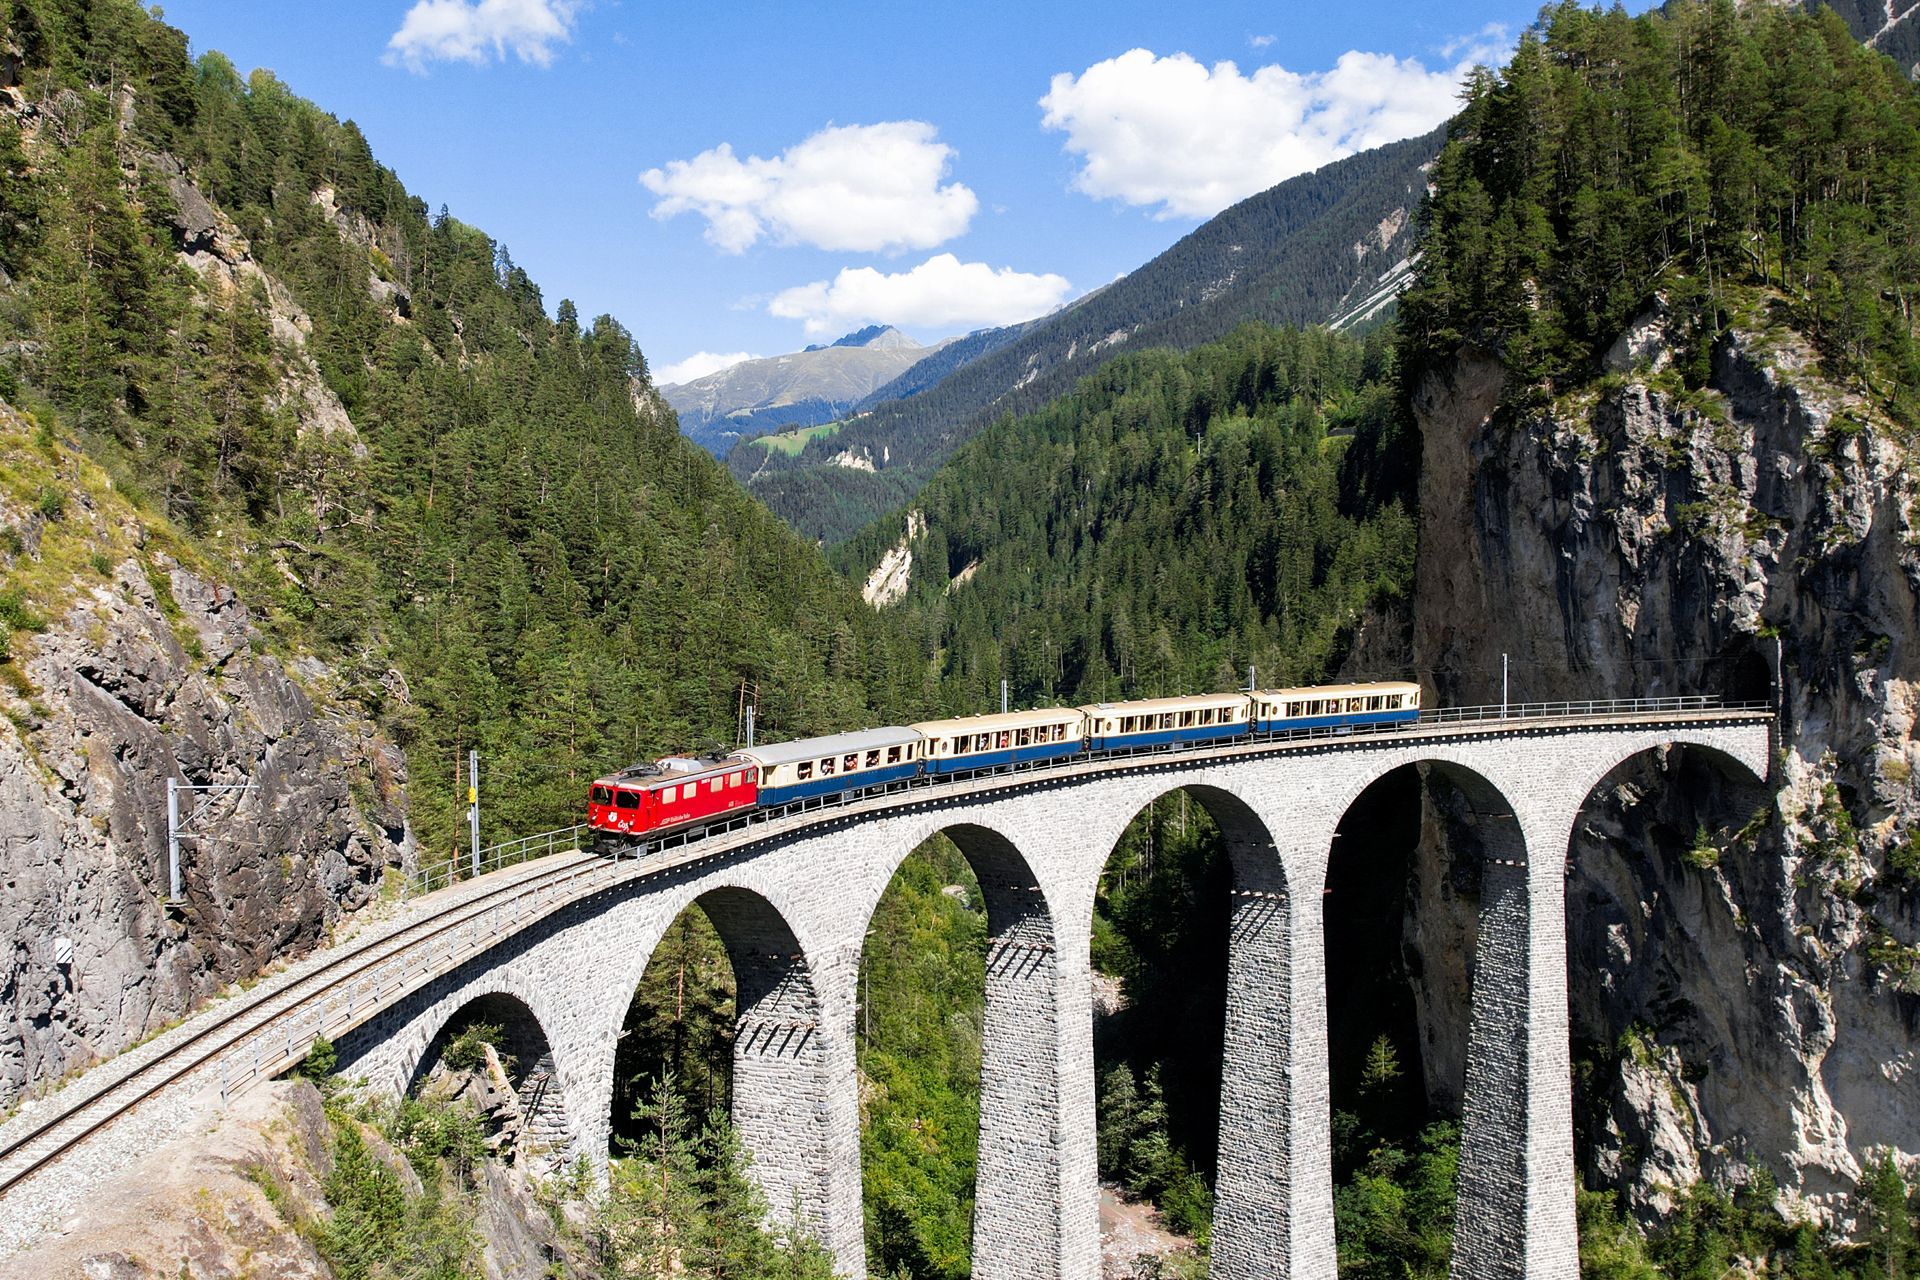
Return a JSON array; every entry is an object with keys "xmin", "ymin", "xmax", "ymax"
[{"xmin": 588, "ymin": 755, "xmax": 759, "ymax": 840}]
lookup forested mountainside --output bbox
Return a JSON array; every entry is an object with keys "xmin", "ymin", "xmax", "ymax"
[
  {"xmin": 0, "ymin": 0, "xmax": 918, "ymax": 1101},
  {"xmin": 732, "ymin": 128, "xmax": 1442, "ymax": 545},
  {"xmin": 834, "ymin": 325, "xmax": 1416, "ymax": 712}
]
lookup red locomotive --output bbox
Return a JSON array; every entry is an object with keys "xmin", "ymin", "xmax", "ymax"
[{"xmin": 587, "ymin": 755, "xmax": 758, "ymax": 840}]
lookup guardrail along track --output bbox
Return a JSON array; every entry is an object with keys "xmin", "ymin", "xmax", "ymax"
[{"xmin": 0, "ymin": 699, "xmax": 1771, "ymax": 1212}]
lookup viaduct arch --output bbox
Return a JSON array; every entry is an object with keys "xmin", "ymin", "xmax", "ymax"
[{"xmin": 328, "ymin": 714, "xmax": 1770, "ymax": 1280}]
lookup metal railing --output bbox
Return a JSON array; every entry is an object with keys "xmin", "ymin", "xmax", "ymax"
[
  {"xmin": 1420, "ymin": 694, "xmax": 1771, "ymax": 724},
  {"xmin": 410, "ymin": 823, "xmax": 590, "ymax": 897}
]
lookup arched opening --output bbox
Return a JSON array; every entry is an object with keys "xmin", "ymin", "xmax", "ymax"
[
  {"xmin": 410, "ymin": 991, "xmax": 572, "ymax": 1176},
  {"xmin": 1560, "ymin": 743, "xmax": 1775, "ymax": 1233},
  {"xmin": 1324, "ymin": 759, "xmax": 1527, "ymax": 1276},
  {"xmin": 855, "ymin": 823, "xmax": 1060, "ymax": 1280},
  {"xmin": 611, "ymin": 901, "xmax": 737, "ymax": 1147},
  {"xmin": 606, "ymin": 886, "xmax": 843, "ymax": 1275},
  {"xmin": 1089, "ymin": 789, "xmax": 1233, "ymax": 1277}
]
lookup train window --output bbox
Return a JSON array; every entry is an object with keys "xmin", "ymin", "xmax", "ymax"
[
  {"xmin": 888, "ymin": 746, "xmax": 902, "ymax": 764},
  {"xmin": 1368, "ymin": 696, "xmax": 1384, "ymax": 711},
  {"xmin": 865, "ymin": 750, "xmax": 881, "ymax": 768},
  {"xmin": 1015, "ymin": 728, "xmax": 1031, "ymax": 747},
  {"xmin": 821, "ymin": 757, "xmax": 837, "ymax": 776},
  {"xmin": 710, "ymin": 778, "xmax": 723, "ymax": 793},
  {"xmin": 798, "ymin": 762, "xmax": 814, "ymax": 781},
  {"xmin": 591, "ymin": 786, "xmax": 612, "ymax": 806},
  {"xmin": 843, "ymin": 754, "xmax": 858, "ymax": 772},
  {"xmin": 615, "ymin": 790, "xmax": 639, "ymax": 809}
]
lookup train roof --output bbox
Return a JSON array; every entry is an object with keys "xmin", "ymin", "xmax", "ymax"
[
  {"xmin": 1252, "ymin": 680, "xmax": 1421, "ymax": 699},
  {"xmin": 733, "ymin": 726, "xmax": 922, "ymax": 768},
  {"xmin": 911, "ymin": 707, "xmax": 1087, "ymax": 736},
  {"xmin": 594, "ymin": 754, "xmax": 739, "ymax": 790},
  {"xmin": 1080, "ymin": 692, "xmax": 1250, "ymax": 715}
]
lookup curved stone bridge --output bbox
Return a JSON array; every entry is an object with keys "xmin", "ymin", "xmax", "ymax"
[{"xmin": 325, "ymin": 707, "xmax": 1771, "ymax": 1280}]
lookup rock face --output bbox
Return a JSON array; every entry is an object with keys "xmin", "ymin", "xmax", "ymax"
[
  {"xmin": 1407, "ymin": 313, "xmax": 1920, "ymax": 1223},
  {"xmin": 0, "ymin": 430, "xmax": 412, "ymax": 1105}
]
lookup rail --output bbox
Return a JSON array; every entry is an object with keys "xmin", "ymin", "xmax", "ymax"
[
  {"xmin": 0, "ymin": 695, "xmax": 1771, "ymax": 1232},
  {"xmin": 408, "ymin": 696, "xmax": 1774, "ymax": 894}
]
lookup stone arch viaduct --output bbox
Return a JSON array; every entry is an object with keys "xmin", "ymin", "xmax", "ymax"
[{"xmin": 320, "ymin": 707, "xmax": 1771, "ymax": 1280}]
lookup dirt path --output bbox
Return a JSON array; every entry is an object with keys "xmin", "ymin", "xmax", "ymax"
[{"xmin": 1099, "ymin": 1183, "xmax": 1196, "ymax": 1278}]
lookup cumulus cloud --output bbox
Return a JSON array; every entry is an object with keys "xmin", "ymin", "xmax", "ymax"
[
  {"xmin": 654, "ymin": 351, "xmax": 761, "ymax": 387},
  {"xmin": 768, "ymin": 254, "xmax": 1071, "ymax": 337},
  {"xmin": 1040, "ymin": 36, "xmax": 1507, "ymax": 220},
  {"xmin": 641, "ymin": 122, "xmax": 979, "ymax": 255},
  {"xmin": 386, "ymin": 0, "xmax": 579, "ymax": 71}
]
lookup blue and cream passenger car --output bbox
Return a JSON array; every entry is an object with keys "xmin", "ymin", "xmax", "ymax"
[
  {"xmin": 735, "ymin": 727, "xmax": 922, "ymax": 806},
  {"xmin": 1249, "ymin": 681, "xmax": 1421, "ymax": 733},
  {"xmin": 912, "ymin": 707, "xmax": 1089, "ymax": 776},
  {"xmin": 1080, "ymin": 693, "xmax": 1251, "ymax": 752}
]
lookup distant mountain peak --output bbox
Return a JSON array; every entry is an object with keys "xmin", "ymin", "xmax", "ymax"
[{"xmin": 805, "ymin": 324, "xmax": 919, "ymax": 352}]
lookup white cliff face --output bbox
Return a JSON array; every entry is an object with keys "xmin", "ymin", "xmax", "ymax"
[{"xmin": 1408, "ymin": 314, "xmax": 1919, "ymax": 1225}]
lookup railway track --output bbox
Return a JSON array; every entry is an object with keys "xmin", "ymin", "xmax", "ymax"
[{"xmin": 0, "ymin": 846, "xmax": 608, "ymax": 1204}]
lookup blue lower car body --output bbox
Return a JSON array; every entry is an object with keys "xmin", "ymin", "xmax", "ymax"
[
  {"xmin": 1252, "ymin": 709, "xmax": 1418, "ymax": 733},
  {"xmin": 1087, "ymin": 723, "xmax": 1248, "ymax": 752},
  {"xmin": 758, "ymin": 762, "xmax": 921, "ymax": 807},
  {"xmin": 925, "ymin": 740, "xmax": 1083, "ymax": 776}
]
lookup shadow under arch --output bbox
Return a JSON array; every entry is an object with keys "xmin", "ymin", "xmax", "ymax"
[
  {"xmin": 408, "ymin": 990, "xmax": 573, "ymax": 1174},
  {"xmin": 855, "ymin": 820, "xmax": 1065, "ymax": 1280}
]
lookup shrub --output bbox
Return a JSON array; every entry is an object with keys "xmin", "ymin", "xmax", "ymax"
[{"xmin": 442, "ymin": 1021, "xmax": 502, "ymax": 1072}]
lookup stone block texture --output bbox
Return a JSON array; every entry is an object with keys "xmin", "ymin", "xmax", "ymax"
[{"xmin": 332, "ymin": 718, "xmax": 1768, "ymax": 1280}]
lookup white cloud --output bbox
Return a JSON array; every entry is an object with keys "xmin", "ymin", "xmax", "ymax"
[
  {"xmin": 1249, "ymin": 34, "xmax": 1276, "ymax": 48},
  {"xmin": 386, "ymin": 0, "xmax": 579, "ymax": 71},
  {"xmin": 654, "ymin": 351, "xmax": 761, "ymax": 387},
  {"xmin": 768, "ymin": 254, "xmax": 1071, "ymax": 337},
  {"xmin": 641, "ymin": 122, "xmax": 979, "ymax": 255},
  {"xmin": 1040, "ymin": 38, "xmax": 1501, "ymax": 220}
]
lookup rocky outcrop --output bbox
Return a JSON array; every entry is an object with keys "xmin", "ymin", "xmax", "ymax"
[
  {"xmin": 1407, "ymin": 309, "xmax": 1920, "ymax": 1225},
  {"xmin": 0, "ymin": 411, "xmax": 411, "ymax": 1106}
]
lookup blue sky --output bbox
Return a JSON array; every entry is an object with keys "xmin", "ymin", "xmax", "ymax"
[{"xmin": 155, "ymin": 0, "xmax": 1581, "ymax": 384}]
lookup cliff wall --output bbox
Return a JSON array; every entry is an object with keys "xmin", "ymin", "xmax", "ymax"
[{"xmin": 1407, "ymin": 307, "xmax": 1920, "ymax": 1222}]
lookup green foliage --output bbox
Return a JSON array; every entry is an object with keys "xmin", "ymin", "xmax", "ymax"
[
  {"xmin": 0, "ymin": 0, "xmax": 924, "ymax": 881},
  {"xmin": 598, "ymin": 1072, "xmax": 838, "ymax": 1278},
  {"xmin": 836, "ymin": 325, "xmax": 1417, "ymax": 712},
  {"xmin": 858, "ymin": 838, "xmax": 985, "ymax": 1279},
  {"xmin": 294, "ymin": 1034, "xmax": 336, "ymax": 1082},
  {"xmin": 441, "ymin": 1021, "xmax": 503, "ymax": 1073},
  {"xmin": 1333, "ymin": 1122, "xmax": 1459, "ymax": 1279},
  {"xmin": 1403, "ymin": 0, "xmax": 1920, "ymax": 421},
  {"xmin": 614, "ymin": 905, "xmax": 737, "ymax": 1140},
  {"xmin": 318, "ymin": 1106, "xmax": 482, "ymax": 1280}
]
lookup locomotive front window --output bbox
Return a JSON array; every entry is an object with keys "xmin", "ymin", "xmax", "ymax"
[
  {"xmin": 615, "ymin": 790, "xmax": 639, "ymax": 810},
  {"xmin": 591, "ymin": 786, "xmax": 613, "ymax": 806}
]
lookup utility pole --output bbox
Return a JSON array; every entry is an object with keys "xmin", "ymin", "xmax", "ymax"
[
  {"xmin": 744, "ymin": 702, "xmax": 756, "ymax": 749},
  {"xmin": 1000, "ymin": 678, "xmax": 1009, "ymax": 714},
  {"xmin": 166, "ymin": 777, "xmax": 256, "ymax": 905},
  {"xmin": 467, "ymin": 749, "xmax": 480, "ymax": 877},
  {"xmin": 1248, "ymin": 664, "xmax": 1256, "ymax": 692},
  {"xmin": 1502, "ymin": 653, "xmax": 1510, "ymax": 718}
]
